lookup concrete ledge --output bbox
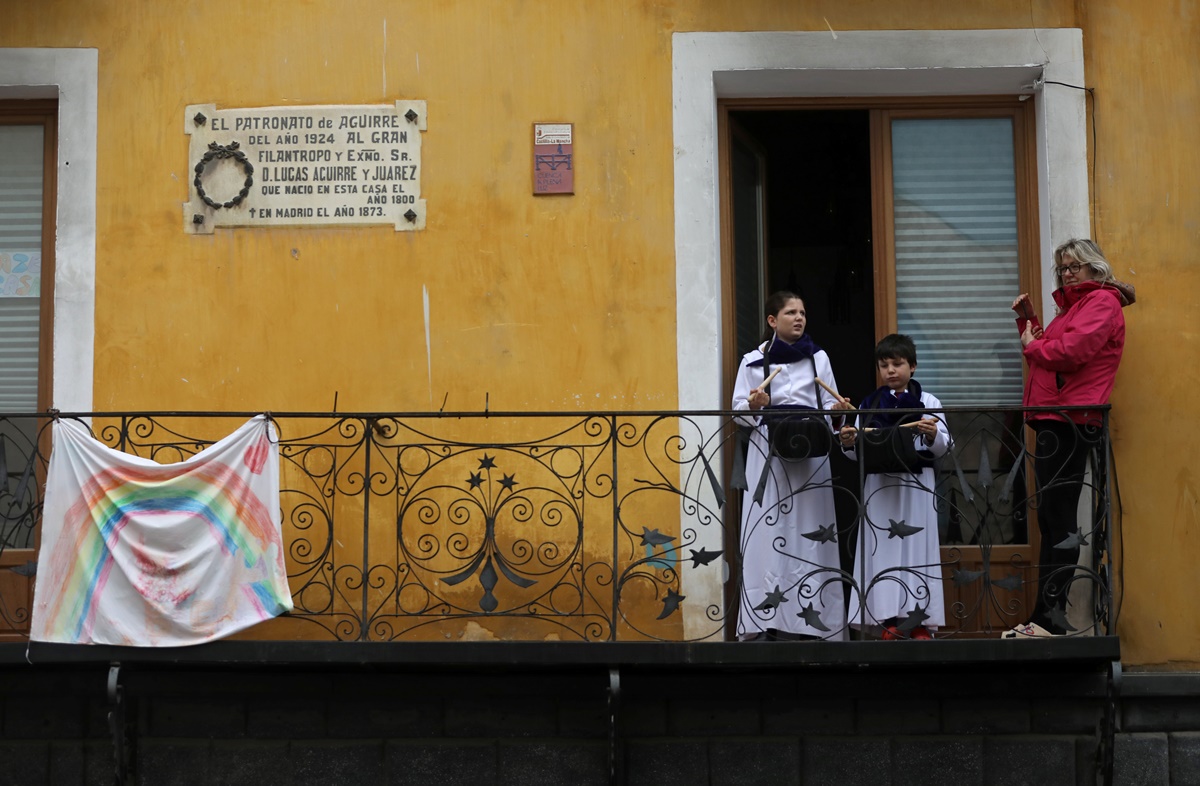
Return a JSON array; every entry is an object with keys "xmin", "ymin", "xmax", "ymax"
[
  {"xmin": 1122, "ymin": 673, "xmax": 1200, "ymax": 697},
  {"xmin": 1, "ymin": 636, "xmax": 1121, "ymax": 669}
]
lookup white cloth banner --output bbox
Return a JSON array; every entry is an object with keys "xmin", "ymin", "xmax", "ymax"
[{"xmin": 30, "ymin": 416, "xmax": 292, "ymax": 646}]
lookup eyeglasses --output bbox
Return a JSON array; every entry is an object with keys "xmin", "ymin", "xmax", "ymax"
[{"xmin": 1056, "ymin": 262, "xmax": 1085, "ymax": 275}]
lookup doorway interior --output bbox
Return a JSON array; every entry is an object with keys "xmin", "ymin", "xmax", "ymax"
[
  {"xmin": 727, "ymin": 109, "xmax": 875, "ymax": 580},
  {"xmin": 721, "ymin": 103, "xmax": 1042, "ymax": 637},
  {"xmin": 728, "ymin": 109, "xmax": 876, "ymax": 400}
]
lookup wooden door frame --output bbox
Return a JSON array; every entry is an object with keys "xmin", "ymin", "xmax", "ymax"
[
  {"xmin": 716, "ymin": 95, "xmax": 1043, "ymax": 636},
  {"xmin": 717, "ymin": 108, "xmax": 774, "ymax": 639},
  {"xmin": 871, "ymin": 102, "xmax": 1045, "ymax": 633},
  {"xmin": 0, "ymin": 100, "xmax": 58, "ymax": 640},
  {"xmin": 870, "ymin": 101, "xmax": 1043, "ymax": 337},
  {"xmin": 719, "ymin": 95, "xmax": 1041, "ymax": 402},
  {"xmin": 718, "ymin": 111, "xmax": 771, "ymax": 403}
]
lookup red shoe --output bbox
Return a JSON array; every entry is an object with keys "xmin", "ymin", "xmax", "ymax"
[
  {"xmin": 910, "ymin": 625, "xmax": 933, "ymax": 640},
  {"xmin": 881, "ymin": 625, "xmax": 903, "ymax": 641}
]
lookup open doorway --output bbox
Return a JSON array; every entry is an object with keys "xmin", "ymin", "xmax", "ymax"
[
  {"xmin": 728, "ymin": 109, "xmax": 876, "ymax": 398},
  {"xmin": 727, "ymin": 109, "xmax": 876, "ymax": 580},
  {"xmin": 721, "ymin": 100, "xmax": 1045, "ymax": 637}
]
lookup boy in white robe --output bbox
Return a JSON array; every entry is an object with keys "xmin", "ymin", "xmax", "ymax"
[{"xmin": 838, "ymin": 334, "xmax": 950, "ymax": 640}]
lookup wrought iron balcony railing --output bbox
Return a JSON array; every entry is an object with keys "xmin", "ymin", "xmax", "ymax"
[{"xmin": 0, "ymin": 407, "xmax": 1117, "ymax": 643}]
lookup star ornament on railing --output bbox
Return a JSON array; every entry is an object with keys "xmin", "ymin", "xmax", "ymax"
[
  {"xmin": 754, "ymin": 585, "xmax": 787, "ymax": 612},
  {"xmin": 798, "ymin": 602, "xmax": 831, "ymax": 632},
  {"xmin": 626, "ymin": 528, "xmax": 723, "ymax": 622},
  {"xmin": 1044, "ymin": 606, "xmax": 1078, "ymax": 633},
  {"xmin": 443, "ymin": 454, "xmax": 536, "ymax": 612},
  {"xmin": 896, "ymin": 604, "xmax": 931, "ymax": 633},
  {"xmin": 639, "ymin": 527, "xmax": 674, "ymax": 547},
  {"xmin": 886, "ymin": 519, "xmax": 923, "ymax": 539},
  {"xmin": 8, "ymin": 561, "xmax": 36, "ymax": 577},
  {"xmin": 658, "ymin": 588, "xmax": 685, "ymax": 620},
  {"xmin": 1054, "ymin": 531, "xmax": 1089, "ymax": 550},
  {"xmin": 991, "ymin": 573, "xmax": 1023, "ymax": 592},
  {"xmin": 802, "ymin": 523, "xmax": 838, "ymax": 543},
  {"xmin": 0, "ymin": 431, "xmax": 37, "ymax": 523},
  {"xmin": 952, "ymin": 568, "xmax": 986, "ymax": 587}
]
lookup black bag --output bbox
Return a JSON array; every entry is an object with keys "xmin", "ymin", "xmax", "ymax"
[
  {"xmin": 857, "ymin": 388, "xmax": 935, "ymax": 474},
  {"xmin": 767, "ymin": 411, "xmax": 833, "ymax": 460},
  {"xmin": 760, "ymin": 355, "xmax": 833, "ymax": 461},
  {"xmin": 859, "ymin": 425, "xmax": 931, "ymax": 474}
]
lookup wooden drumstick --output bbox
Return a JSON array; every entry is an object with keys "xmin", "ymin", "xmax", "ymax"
[
  {"xmin": 814, "ymin": 377, "xmax": 850, "ymax": 405},
  {"xmin": 754, "ymin": 367, "xmax": 782, "ymax": 393},
  {"xmin": 863, "ymin": 420, "xmax": 930, "ymax": 433}
]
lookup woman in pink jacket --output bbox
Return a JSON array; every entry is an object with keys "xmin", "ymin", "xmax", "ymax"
[{"xmin": 1007, "ymin": 238, "xmax": 1133, "ymax": 637}]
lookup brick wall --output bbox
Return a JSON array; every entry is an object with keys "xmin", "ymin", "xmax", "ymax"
[{"xmin": 0, "ymin": 651, "xmax": 1196, "ymax": 785}]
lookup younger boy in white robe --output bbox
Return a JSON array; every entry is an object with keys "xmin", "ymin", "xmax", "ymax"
[{"xmin": 839, "ymin": 334, "xmax": 950, "ymax": 640}]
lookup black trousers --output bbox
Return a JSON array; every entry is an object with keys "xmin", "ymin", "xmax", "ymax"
[{"xmin": 1030, "ymin": 419, "xmax": 1100, "ymax": 633}]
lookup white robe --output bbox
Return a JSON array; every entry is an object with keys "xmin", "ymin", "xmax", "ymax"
[
  {"xmin": 733, "ymin": 346, "xmax": 846, "ymax": 639},
  {"xmin": 843, "ymin": 389, "xmax": 950, "ymax": 629}
]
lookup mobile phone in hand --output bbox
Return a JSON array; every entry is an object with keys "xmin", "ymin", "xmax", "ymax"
[{"xmin": 1013, "ymin": 296, "xmax": 1035, "ymax": 321}]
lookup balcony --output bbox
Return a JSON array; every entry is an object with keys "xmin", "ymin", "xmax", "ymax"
[
  {"xmin": 0, "ymin": 406, "xmax": 1118, "ymax": 650},
  {"xmin": 0, "ymin": 407, "xmax": 1128, "ymax": 785}
]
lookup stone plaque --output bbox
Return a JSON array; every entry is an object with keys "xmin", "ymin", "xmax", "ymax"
[{"xmin": 183, "ymin": 102, "xmax": 427, "ymax": 233}]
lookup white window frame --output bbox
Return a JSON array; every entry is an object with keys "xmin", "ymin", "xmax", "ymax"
[
  {"xmin": 672, "ymin": 29, "xmax": 1088, "ymax": 412},
  {"xmin": 0, "ymin": 49, "xmax": 97, "ymax": 412}
]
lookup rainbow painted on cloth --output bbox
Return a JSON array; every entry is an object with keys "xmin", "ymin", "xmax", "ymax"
[{"xmin": 42, "ymin": 459, "xmax": 289, "ymax": 642}]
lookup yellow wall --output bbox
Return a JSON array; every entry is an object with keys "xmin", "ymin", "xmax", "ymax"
[
  {"xmin": 2, "ymin": 0, "xmax": 1195, "ymax": 661},
  {"xmin": 1079, "ymin": 0, "xmax": 1200, "ymax": 667}
]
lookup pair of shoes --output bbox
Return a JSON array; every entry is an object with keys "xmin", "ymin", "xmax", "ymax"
[
  {"xmin": 1002, "ymin": 622, "xmax": 1054, "ymax": 638},
  {"xmin": 910, "ymin": 626, "xmax": 933, "ymax": 640}
]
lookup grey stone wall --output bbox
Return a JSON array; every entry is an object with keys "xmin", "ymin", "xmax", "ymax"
[{"xmin": 0, "ymin": 661, "xmax": 1197, "ymax": 785}]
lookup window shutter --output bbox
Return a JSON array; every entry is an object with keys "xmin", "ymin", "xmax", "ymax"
[
  {"xmin": 890, "ymin": 118, "xmax": 1023, "ymax": 406},
  {"xmin": 0, "ymin": 125, "xmax": 44, "ymax": 412}
]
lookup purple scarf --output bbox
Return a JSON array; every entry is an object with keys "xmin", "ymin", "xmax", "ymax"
[
  {"xmin": 746, "ymin": 333, "xmax": 822, "ymax": 368},
  {"xmin": 864, "ymin": 379, "xmax": 925, "ymax": 428}
]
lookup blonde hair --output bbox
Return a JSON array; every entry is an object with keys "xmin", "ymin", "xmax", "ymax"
[{"xmin": 1054, "ymin": 238, "xmax": 1114, "ymax": 287}]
